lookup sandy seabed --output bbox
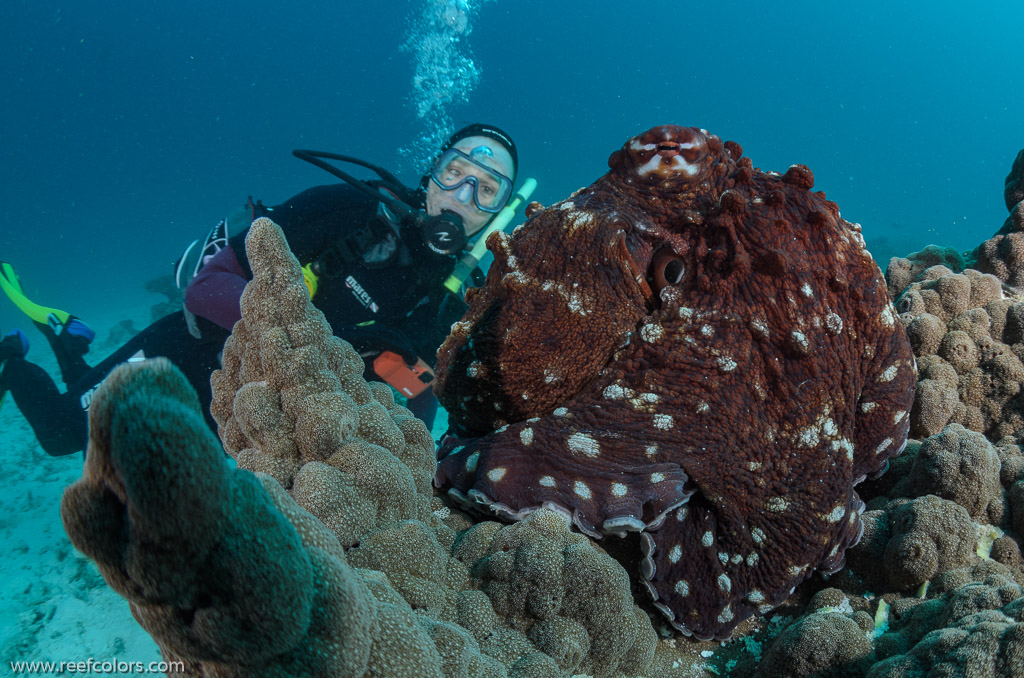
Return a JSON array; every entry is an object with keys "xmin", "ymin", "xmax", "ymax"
[{"xmin": 1, "ymin": 306, "xmax": 164, "ymax": 675}]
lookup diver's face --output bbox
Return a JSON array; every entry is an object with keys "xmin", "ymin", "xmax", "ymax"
[{"xmin": 426, "ymin": 136, "xmax": 515, "ymax": 237}]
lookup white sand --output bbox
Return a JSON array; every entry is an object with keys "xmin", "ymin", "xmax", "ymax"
[{"xmin": 0, "ymin": 307, "xmax": 161, "ymax": 674}]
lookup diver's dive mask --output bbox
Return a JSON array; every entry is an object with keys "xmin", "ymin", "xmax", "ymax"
[{"xmin": 429, "ymin": 146, "xmax": 514, "ymax": 213}]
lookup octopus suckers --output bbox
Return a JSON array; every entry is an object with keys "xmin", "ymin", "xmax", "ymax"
[
  {"xmin": 669, "ymin": 545, "xmax": 683, "ymax": 563},
  {"xmin": 538, "ymin": 475, "xmax": 557, "ymax": 488},
  {"xmin": 486, "ymin": 467, "xmax": 507, "ymax": 483},
  {"xmin": 641, "ymin": 323, "xmax": 664, "ymax": 342},
  {"xmin": 878, "ymin": 365, "xmax": 898, "ymax": 383},
  {"xmin": 653, "ymin": 414, "xmax": 675, "ymax": 430},
  {"xmin": 718, "ymin": 574, "xmax": 732, "ymax": 593},
  {"xmin": 611, "ymin": 482, "xmax": 628, "ymax": 497},
  {"xmin": 520, "ymin": 428, "xmax": 534, "ymax": 446},
  {"xmin": 574, "ymin": 481, "xmax": 592, "ymax": 499},
  {"xmin": 701, "ymin": 531, "xmax": 714, "ymax": 547},
  {"xmin": 675, "ymin": 580, "xmax": 690, "ymax": 597},
  {"xmin": 568, "ymin": 432, "xmax": 601, "ymax": 457},
  {"xmin": 767, "ymin": 496, "xmax": 790, "ymax": 512}
]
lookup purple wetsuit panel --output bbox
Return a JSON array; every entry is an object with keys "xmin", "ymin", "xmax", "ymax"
[{"xmin": 184, "ymin": 246, "xmax": 248, "ymax": 330}]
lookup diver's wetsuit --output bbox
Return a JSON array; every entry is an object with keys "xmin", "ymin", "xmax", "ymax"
[
  {"xmin": 187, "ymin": 183, "xmax": 462, "ymax": 362},
  {"xmin": 0, "ymin": 313, "xmax": 226, "ymax": 456},
  {"xmin": 1, "ymin": 182, "xmax": 464, "ymax": 457}
]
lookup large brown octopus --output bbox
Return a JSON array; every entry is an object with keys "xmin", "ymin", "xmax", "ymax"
[{"xmin": 434, "ymin": 125, "xmax": 916, "ymax": 640}]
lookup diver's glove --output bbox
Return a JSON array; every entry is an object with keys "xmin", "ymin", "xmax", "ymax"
[
  {"xmin": 418, "ymin": 211, "xmax": 467, "ymax": 256},
  {"xmin": 342, "ymin": 323, "xmax": 419, "ymax": 366}
]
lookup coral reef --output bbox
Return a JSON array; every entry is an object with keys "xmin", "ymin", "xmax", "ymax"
[
  {"xmin": 888, "ymin": 263, "xmax": 1024, "ymax": 440},
  {"xmin": 60, "ymin": 142, "xmax": 1024, "ymax": 676},
  {"xmin": 61, "ymin": 218, "xmax": 656, "ymax": 677}
]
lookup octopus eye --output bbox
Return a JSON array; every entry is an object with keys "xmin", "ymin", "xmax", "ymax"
[{"xmin": 649, "ymin": 248, "xmax": 688, "ymax": 293}]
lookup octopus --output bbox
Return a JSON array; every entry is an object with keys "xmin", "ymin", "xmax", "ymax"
[{"xmin": 433, "ymin": 125, "xmax": 916, "ymax": 640}]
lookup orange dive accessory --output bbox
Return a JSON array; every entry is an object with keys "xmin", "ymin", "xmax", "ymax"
[{"xmin": 373, "ymin": 351, "xmax": 435, "ymax": 398}]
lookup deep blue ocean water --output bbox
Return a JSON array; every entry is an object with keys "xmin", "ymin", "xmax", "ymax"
[{"xmin": 1, "ymin": 0, "xmax": 1021, "ymax": 344}]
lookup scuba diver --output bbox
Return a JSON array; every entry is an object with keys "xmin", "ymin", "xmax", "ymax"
[{"xmin": 0, "ymin": 123, "xmax": 532, "ymax": 457}]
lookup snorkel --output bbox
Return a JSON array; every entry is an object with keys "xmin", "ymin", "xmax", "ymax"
[{"xmin": 443, "ymin": 177, "xmax": 536, "ymax": 293}]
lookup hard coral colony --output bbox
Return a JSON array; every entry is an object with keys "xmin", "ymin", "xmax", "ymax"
[{"xmin": 435, "ymin": 124, "xmax": 916, "ymax": 640}]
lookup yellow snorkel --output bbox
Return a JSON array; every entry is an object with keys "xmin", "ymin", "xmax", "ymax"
[{"xmin": 443, "ymin": 177, "xmax": 537, "ymax": 294}]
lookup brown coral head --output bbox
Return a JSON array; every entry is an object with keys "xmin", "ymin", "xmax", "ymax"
[{"xmin": 608, "ymin": 125, "xmax": 714, "ymax": 187}]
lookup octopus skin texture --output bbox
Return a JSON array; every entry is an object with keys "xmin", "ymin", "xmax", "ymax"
[{"xmin": 433, "ymin": 125, "xmax": 917, "ymax": 641}]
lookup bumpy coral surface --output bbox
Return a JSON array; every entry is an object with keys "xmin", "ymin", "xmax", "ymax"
[
  {"xmin": 889, "ymin": 262, "xmax": 1024, "ymax": 441},
  {"xmin": 435, "ymin": 125, "xmax": 917, "ymax": 640},
  {"xmin": 60, "ymin": 358, "xmax": 450, "ymax": 677},
  {"xmin": 61, "ymin": 217, "xmax": 661, "ymax": 677}
]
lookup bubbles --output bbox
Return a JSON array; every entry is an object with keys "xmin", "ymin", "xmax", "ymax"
[{"xmin": 400, "ymin": 0, "xmax": 495, "ymax": 173}]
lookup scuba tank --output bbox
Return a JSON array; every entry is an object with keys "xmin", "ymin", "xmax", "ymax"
[{"xmin": 172, "ymin": 196, "xmax": 268, "ymax": 338}]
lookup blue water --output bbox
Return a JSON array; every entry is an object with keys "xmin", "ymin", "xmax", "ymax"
[{"xmin": 1, "ymin": 0, "xmax": 1020, "ymax": 340}]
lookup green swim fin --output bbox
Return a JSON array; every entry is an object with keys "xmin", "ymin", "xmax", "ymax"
[{"xmin": 0, "ymin": 261, "xmax": 71, "ymax": 326}]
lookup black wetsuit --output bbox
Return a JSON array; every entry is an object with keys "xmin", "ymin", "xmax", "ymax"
[
  {"xmin": 1, "ymin": 183, "xmax": 465, "ymax": 457},
  {"xmin": 0, "ymin": 314, "xmax": 226, "ymax": 456}
]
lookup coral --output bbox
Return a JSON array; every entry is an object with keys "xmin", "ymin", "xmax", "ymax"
[
  {"xmin": 886, "ymin": 245, "xmax": 968, "ymax": 299},
  {"xmin": 61, "ymin": 217, "xmax": 658, "ymax": 677},
  {"xmin": 59, "ymin": 358, "xmax": 445, "ymax": 676},
  {"xmin": 1006, "ymin": 149, "xmax": 1024, "ymax": 214},
  {"xmin": 889, "ymin": 264, "xmax": 1024, "ymax": 441},
  {"xmin": 755, "ymin": 609, "xmax": 874, "ymax": 678},
  {"xmin": 846, "ymin": 494, "xmax": 974, "ymax": 592},
  {"xmin": 869, "ymin": 575, "xmax": 1024, "ymax": 677},
  {"xmin": 452, "ymin": 510, "xmax": 658, "ymax": 676},
  {"xmin": 891, "ymin": 424, "xmax": 1004, "ymax": 523},
  {"xmin": 974, "ymin": 232, "xmax": 1024, "ymax": 288}
]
